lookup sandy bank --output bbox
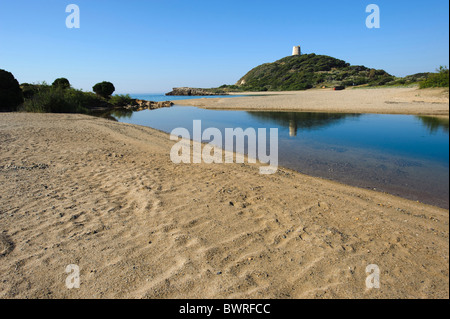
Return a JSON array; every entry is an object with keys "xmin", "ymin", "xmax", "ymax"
[
  {"xmin": 174, "ymin": 87, "xmax": 449, "ymax": 117},
  {"xmin": 0, "ymin": 113, "xmax": 448, "ymax": 299}
]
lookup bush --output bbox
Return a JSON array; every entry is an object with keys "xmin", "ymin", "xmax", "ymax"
[
  {"xmin": 52, "ymin": 78, "xmax": 71, "ymax": 89},
  {"xmin": 20, "ymin": 82, "xmax": 52, "ymax": 99},
  {"xmin": 368, "ymin": 75, "xmax": 395, "ymax": 86},
  {"xmin": 93, "ymin": 81, "xmax": 115, "ymax": 98},
  {"xmin": 109, "ymin": 94, "xmax": 135, "ymax": 107},
  {"xmin": 419, "ymin": 66, "xmax": 449, "ymax": 88},
  {"xmin": 21, "ymin": 87, "xmax": 104, "ymax": 113},
  {"xmin": 0, "ymin": 69, "xmax": 24, "ymax": 112},
  {"xmin": 403, "ymin": 73, "xmax": 430, "ymax": 84},
  {"xmin": 21, "ymin": 83, "xmax": 38, "ymax": 99}
]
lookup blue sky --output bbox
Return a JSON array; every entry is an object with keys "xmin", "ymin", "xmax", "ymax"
[{"xmin": 0, "ymin": 0, "xmax": 448, "ymax": 93}]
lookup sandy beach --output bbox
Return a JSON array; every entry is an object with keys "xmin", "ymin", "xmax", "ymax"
[
  {"xmin": 0, "ymin": 112, "xmax": 448, "ymax": 299},
  {"xmin": 174, "ymin": 87, "xmax": 449, "ymax": 117}
]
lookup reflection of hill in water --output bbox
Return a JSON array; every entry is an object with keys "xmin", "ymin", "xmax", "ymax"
[
  {"xmin": 247, "ymin": 112, "xmax": 361, "ymax": 136},
  {"xmin": 416, "ymin": 116, "xmax": 449, "ymax": 134}
]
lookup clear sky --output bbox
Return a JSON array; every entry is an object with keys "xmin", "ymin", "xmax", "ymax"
[{"xmin": 0, "ymin": 0, "xmax": 448, "ymax": 93}]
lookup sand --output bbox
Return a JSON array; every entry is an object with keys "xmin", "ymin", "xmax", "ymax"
[
  {"xmin": 0, "ymin": 112, "xmax": 448, "ymax": 299},
  {"xmin": 174, "ymin": 87, "xmax": 449, "ymax": 117}
]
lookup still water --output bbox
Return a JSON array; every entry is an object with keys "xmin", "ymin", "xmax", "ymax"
[
  {"xmin": 129, "ymin": 93, "xmax": 244, "ymax": 102},
  {"xmin": 112, "ymin": 106, "xmax": 449, "ymax": 209}
]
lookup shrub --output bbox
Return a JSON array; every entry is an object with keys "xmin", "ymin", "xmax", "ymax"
[
  {"xmin": 21, "ymin": 87, "xmax": 104, "ymax": 113},
  {"xmin": 109, "ymin": 94, "xmax": 135, "ymax": 107},
  {"xmin": 21, "ymin": 83, "xmax": 38, "ymax": 99},
  {"xmin": 419, "ymin": 66, "xmax": 449, "ymax": 88},
  {"xmin": 20, "ymin": 82, "xmax": 52, "ymax": 99},
  {"xmin": 0, "ymin": 69, "xmax": 24, "ymax": 112},
  {"xmin": 404, "ymin": 73, "xmax": 431, "ymax": 83},
  {"xmin": 368, "ymin": 75, "xmax": 395, "ymax": 86},
  {"xmin": 93, "ymin": 81, "xmax": 115, "ymax": 98},
  {"xmin": 52, "ymin": 78, "xmax": 71, "ymax": 89}
]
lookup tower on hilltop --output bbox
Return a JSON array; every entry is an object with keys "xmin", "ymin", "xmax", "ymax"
[{"xmin": 292, "ymin": 45, "xmax": 301, "ymax": 56}]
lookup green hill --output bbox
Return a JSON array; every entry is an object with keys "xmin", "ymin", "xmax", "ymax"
[{"xmin": 224, "ymin": 53, "xmax": 395, "ymax": 91}]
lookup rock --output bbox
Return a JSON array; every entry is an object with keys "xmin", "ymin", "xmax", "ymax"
[
  {"xmin": 156, "ymin": 101, "xmax": 173, "ymax": 108},
  {"xmin": 123, "ymin": 100, "xmax": 173, "ymax": 112}
]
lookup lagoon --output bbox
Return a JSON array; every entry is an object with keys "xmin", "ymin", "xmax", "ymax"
[{"xmin": 113, "ymin": 106, "xmax": 449, "ymax": 209}]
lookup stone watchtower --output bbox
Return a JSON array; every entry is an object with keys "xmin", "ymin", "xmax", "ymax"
[{"xmin": 292, "ymin": 45, "xmax": 301, "ymax": 56}]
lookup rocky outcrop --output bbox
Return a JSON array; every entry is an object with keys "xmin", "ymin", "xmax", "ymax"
[
  {"xmin": 166, "ymin": 87, "xmax": 227, "ymax": 96},
  {"xmin": 89, "ymin": 99, "xmax": 173, "ymax": 113},
  {"xmin": 123, "ymin": 100, "xmax": 173, "ymax": 112}
]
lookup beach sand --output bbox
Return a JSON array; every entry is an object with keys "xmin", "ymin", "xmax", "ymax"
[
  {"xmin": 174, "ymin": 87, "xmax": 449, "ymax": 117},
  {"xmin": 0, "ymin": 113, "xmax": 448, "ymax": 299}
]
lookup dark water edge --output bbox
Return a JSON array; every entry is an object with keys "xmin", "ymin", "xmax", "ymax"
[{"xmin": 110, "ymin": 107, "xmax": 449, "ymax": 209}]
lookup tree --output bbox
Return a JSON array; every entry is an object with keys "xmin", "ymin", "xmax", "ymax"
[
  {"xmin": 93, "ymin": 81, "xmax": 115, "ymax": 98},
  {"xmin": 52, "ymin": 78, "xmax": 71, "ymax": 89},
  {"xmin": 0, "ymin": 69, "xmax": 24, "ymax": 112},
  {"xmin": 21, "ymin": 83, "xmax": 38, "ymax": 99}
]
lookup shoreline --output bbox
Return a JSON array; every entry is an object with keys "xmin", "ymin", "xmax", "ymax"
[
  {"xmin": 0, "ymin": 113, "xmax": 448, "ymax": 299},
  {"xmin": 172, "ymin": 87, "xmax": 449, "ymax": 117},
  {"xmin": 120, "ymin": 109, "xmax": 449, "ymax": 209}
]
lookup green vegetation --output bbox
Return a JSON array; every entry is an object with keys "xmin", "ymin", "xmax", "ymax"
[
  {"xmin": 93, "ymin": 81, "xmax": 115, "ymax": 98},
  {"xmin": 21, "ymin": 83, "xmax": 40, "ymax": 99},
  {"xmin": 226, "ymin": 54, "xmax": 394, "ymax": 91},
  {"xmin": 0, "ymin": 69, "xmax": 24, "ymax": 112},
  {"xmin": 372, "ymin": 73, "xmax": 431, "ymax": 87},
  {"xmin": 21, "ymin": 84, "xmax": 105, "ymax": 113},
  {"xmin": 2, "ymin": 70, "xmax": 137, "ymax": 114},
  {"xmin": 213, "ymin": 57, "xmax": 449, "ymax": 92},
  {"xmin": 20, "ymin": 80, "xmax": 130, "ymax": 114},
  {"xmin": 419, "ymin": 66, "xmax": 449, "ymax": 89},
  {"xmin": 109, "ymin": 94, "xmax": 136, "ymax": 107},
  {"xmin": 52, "ymin": 78, "xmax": 71, "ymax": 89}
]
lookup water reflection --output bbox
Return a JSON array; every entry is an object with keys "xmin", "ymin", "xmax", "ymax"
[
  {"xmin": 113, "ymin": 106, "xmax": 449, "ymax": 208},
  {"xmin": 108, "ymin": 109, "xmax": 134, "ymax": 119},
  {"xmin": 247, "ymin": 112, "xmax": 361, "ymax": 137},
  {"xmin": 289, "ymin": 120, "xmax": 297, "ymax": 137},
  {"xmin": 416, "ymin": 116, "xmax": 449, "ymax": 134},
  {"xmin": 91, "ymin": 109, "xmax": 134, "ymax": 121}
]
